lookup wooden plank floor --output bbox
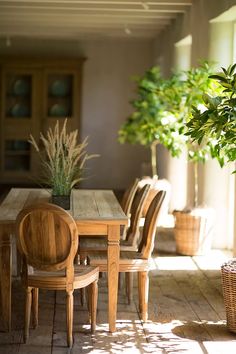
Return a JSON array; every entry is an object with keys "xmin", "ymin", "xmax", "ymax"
[{"xmin": 1, "ymin": 228, "xmax": 236, "ymax": 354}]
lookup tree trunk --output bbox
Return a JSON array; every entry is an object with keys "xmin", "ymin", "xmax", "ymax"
[
  {"xmin": 150, "ymin": 142, "xmax": 158, "ymax": 178},
  {"xmin": 194, "ymin": 161, "xmax": 198, "ymax": 208}
]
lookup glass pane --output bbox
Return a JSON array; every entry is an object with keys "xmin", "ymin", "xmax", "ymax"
[
  {"xmin": 5, "ymin": 140, "xmax": 30, "ymax": 151},
  {"xmin": 4, "ymin": 155, "xmax": 30, "ymax": 171},
  {"xmin": 6, "ymin": 74, "xmax": 32, "ymax": 118},
  {"xmin": 47, "ymin": 74, "xmax": 73, "ymax": 117}
]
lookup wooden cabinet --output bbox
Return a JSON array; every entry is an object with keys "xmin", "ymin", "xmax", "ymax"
[{"xmin": 0, "ymin": 58, "xmax": 85, "ymax": 183}]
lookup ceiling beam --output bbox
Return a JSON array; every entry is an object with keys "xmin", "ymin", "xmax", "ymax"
[
  {"xmin": 0, "ymin": 20, "xmax": 167, "ymax": 29},
  {"xmin": 0, "ymin": 26, "xmax": 164, "ymax": 34},
  {"xmin": 0, "ymin": 0, "xmax": 193, "ymax": 5},
  {"xmin": 0, "ymin": 4, "xmax": 182, "ymax": 17},
  {"xmin": 0, "ymin": 5, "xmax": 187, "ymax": 13},
  {"xmin": 0, "ymin": 16, "xmax": 172, "ymax": 26},
  {"xmin": 0, "ymin": 11, "xmax": 177, "ymax": 20},
  {"xmin": 0, "ymin": 27, "xmax": 163, "ymax": 39}
]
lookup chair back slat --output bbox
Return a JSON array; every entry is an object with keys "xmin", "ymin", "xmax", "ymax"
[
  {"xmin": 138, "ymin": 177, "xmax": 171, "ymax": 218},
  {"xmin": 138, "ymin": 190, "xmax": 166, "ymax": 259},
  {"xmin": 16, "ymin": 203, "xmax": 78, "ymax": 272},
  {"xmin": 125, "ymin": 184, "xmax": 150, "ymax": 245},
  {"xmin": 121, "ymin": 178, "xmax": 140, "ymax": 216}
]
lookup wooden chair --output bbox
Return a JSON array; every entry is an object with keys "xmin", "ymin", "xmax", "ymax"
[
  {"xmin": 120, "ymin": 183, "xmax": 151, "ymax": 249},
  {"xmin": 88, "ymin": 190, "xmax": 166, "ymax": 321},
  {"xmin": 79, "ymin": 184, "xmax": 151, "ymax": 261},
  {"xmin": 121, "ymin": 178, "xmax": 140, "ymax": 215},
  {"xmin": 138, "ymin": 177, "xmax": 171, "ymax": 220},
  {"xmin": 15, "ymin": 202, "xmax": 99, "ymax": 348},
  {"xmin": 79, "ymin": 184, "xmax": 150, "ymax": 305},
  {"xmin": 120, "ymin": 177, "xmax": 140, "ymax": 239}
]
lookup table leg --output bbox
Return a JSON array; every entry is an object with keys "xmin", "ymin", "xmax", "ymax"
[
  {"xmin": 107, "ymin": 224, "xmax": 120, "ymax": 333},
  {"xmin": 0, "ymin": 225, "xmax": 12, "ymax": 331}
]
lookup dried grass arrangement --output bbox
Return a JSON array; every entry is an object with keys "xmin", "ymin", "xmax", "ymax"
[{"xmin": 29, "ymin": 119, "xmax": 98, "ymax": 197}]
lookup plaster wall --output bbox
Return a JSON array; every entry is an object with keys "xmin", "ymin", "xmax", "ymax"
[
  {"xmin": 174, "ymin": 43, "xmax": 191, "ymax": 71},
  {"xmin": 0, "ymin": 38, "xmax": 153, "ymax": 190}
]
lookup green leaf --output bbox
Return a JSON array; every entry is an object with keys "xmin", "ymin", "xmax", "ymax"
[
  {"xmin": 229, "ymin": 63, "xmax": 236, "ymax": 75},
  {"xmin": 209, "ymin": 74, "xmax": 228, "ymax": 83}
]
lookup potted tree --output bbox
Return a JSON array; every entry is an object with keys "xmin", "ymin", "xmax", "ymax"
[
  {"xmin": 29, "ymin": 119, "xmax": 98, "ymax": 209},
  {"xmin": 185, "ymin": 64, "xmax": 235, "ymax": 166},
  {"xmin": 118, "ymin": 66, "xmax": 186, "ymax": 178},
  {"xmin": 118, "ymin": 62, "xmax": 218, "ymax": 255},
  {"xmin": 118, "ymin": 66, "xmax": 186, "ymax": 220},
  {"xmin": 185, "ymin": 63, "xmax": 236, "ymax": 332},
  {"xmin": 172, "ymin": 62, "xmax": 219, "ymax": 255}
]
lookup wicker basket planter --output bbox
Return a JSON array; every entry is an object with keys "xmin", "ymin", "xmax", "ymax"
[
  {"xmin": 221, "ymin": 259, "xmax": 236, "ymax": 333},
  {"xmin": 173, "ymin": 208, "xmax": 214, "ymax": 256}
]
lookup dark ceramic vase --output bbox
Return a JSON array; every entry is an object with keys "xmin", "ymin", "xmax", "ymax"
[{"xmin": 51, "ymin": 194, "xmax": 71, "ymax": 210}]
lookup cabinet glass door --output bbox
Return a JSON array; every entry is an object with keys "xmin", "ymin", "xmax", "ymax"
[
  {"xmin": 1, "ymin": 69, "xmax": 40, "ymax": 179},
  {"xmin": 4, "ymin": 140, "xmax": 30, "ymax": 171},
  {"xmin": 47, "ymin": 74, "xmax": 73, "ymax": 118},
  {"xmin": 5, "ymin": 74, "xmax": 32, "ymax": 118}
]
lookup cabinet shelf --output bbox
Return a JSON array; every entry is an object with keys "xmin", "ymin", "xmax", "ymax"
[
  {"xmin": 5, "ymin": 151, "xmax": 30, "ymax": 156},
  {"xmin": 48, "ymin": 94, "xmax": 71, "ymax": 99}
]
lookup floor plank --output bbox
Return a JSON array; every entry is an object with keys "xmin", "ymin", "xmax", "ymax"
[{"xmin": 1, "ymin": 229, "xmax": 236, "ymax": 353}]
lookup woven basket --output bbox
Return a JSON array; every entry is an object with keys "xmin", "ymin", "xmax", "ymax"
[
  {"xmin": 173, "ymin": 210, "xmax": 214, "ymax": 256},
  {"xmin": 221, "ymin": 259, "xmax": 236, "ymax": 333}
]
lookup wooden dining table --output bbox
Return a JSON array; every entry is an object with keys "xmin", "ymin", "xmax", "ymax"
[{"xmin": 0, "ymin": 188, "xmax": 128, "ymax": 333}]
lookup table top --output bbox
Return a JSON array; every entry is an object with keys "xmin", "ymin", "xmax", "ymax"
[{"xmin": 0, "ymin": 188, "xmax": 128, "ymax": 225}]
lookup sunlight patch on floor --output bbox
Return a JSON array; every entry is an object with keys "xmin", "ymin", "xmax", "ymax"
[
  {"xmin": 81, "ymin": 320, "xmax": 208, "ymax": 354},
  {"xmin": 151, "ymin": 249, "xmax": 233, "ymax": 271},
  {"xmin": 203, "ymin": 341, "xmax": 236, "ymax": 353},
  {"xmin": 193, "ymin": 249, "xmax": 233, "ymax": 270},
  {"xmin": 81, "ymin": 321, "xmax": 150, "ymax": 354},
  {"xmin": 153, "ymin": 256, "xmax": 198, "ymax": 271}
]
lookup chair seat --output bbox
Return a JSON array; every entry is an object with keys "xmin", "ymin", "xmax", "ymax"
[
  {"xmin": 89, "ymin": 251, "xmax": 149, "ymax": 272},
  {"xmin": 28, "ymin": 265, "xmax": 99, "ymax": 290}
]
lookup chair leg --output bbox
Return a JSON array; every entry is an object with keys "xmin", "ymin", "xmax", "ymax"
[
  {"xmin": 74, "ymin": 252, "xmax": 79, "ymax": 265},
  {"xmin": 138, "ymin": 271, "xmax": 149, "ymax": 322},
  {"xmin": 66, "ymin": 290, "xmax": 74, "ymax": 348},
  {"xmin": 89, "ymin": 280, "xmax": 98, "ymax": 333},
  {"xmin": 32, "ymin": 288, "xmax": 39, "ymax": 329},
  {"xmin": 118, "ymin": 272, "xmax": 121, "ymax": 291},
  {"xmin": 80, "ymin": 290, "xmax": 86, "ymax": 307},
  {"xmin": 80, "ymin": 252, "xmax": 87, "ymax": 306},
  {"xmin": 118, "ymin": 272, "xmax": 125, "ymax": 291},
  {"xmin": 138, "ymin": 273, "xmax": 143, "ymax": 314},
  {"xmin": 85, "ymin": 286, "xmax": 90, "ymax": 313},
  {"xmin": 24, "ymin": 287, "xmax": 32, "ymax": 343},
  {"xmin": 125, "ymin": 273, "xmax": 133, "ymax": 304}
]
